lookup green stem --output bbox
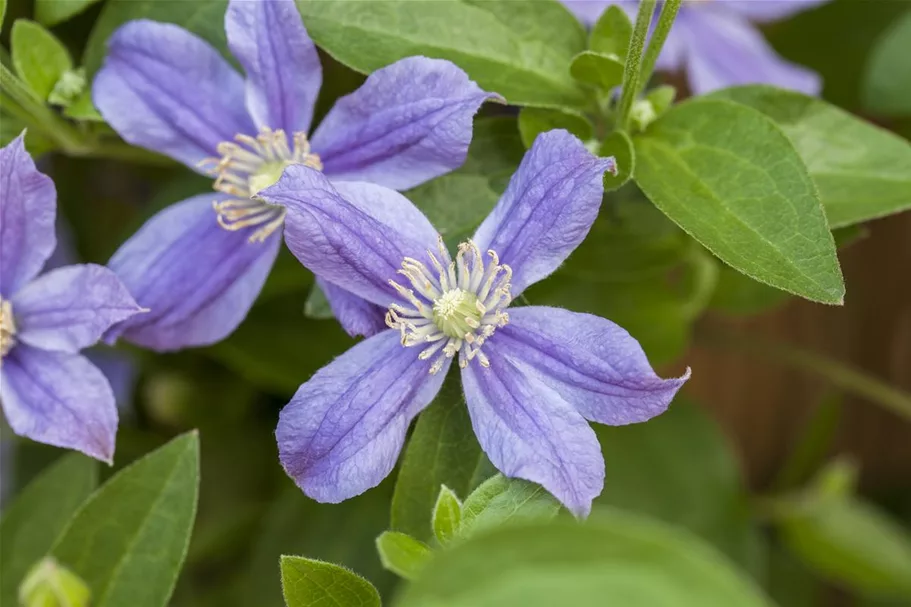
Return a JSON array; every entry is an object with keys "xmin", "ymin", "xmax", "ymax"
[
  {"xmin": 616, "ymin": 0, "xmax": 656, "ymax": 131},
  {"xmin": 698, "ymin": 326, "xmax": 911, "ymax": 423},
  {"xmin": 639, "ymin": 0, "xmax": 681, "ymax": 92},
  {"xmin": 0, "ymin": 63, "xmax": 87, "ymax": 153}
]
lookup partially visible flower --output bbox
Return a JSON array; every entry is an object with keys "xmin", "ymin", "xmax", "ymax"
[
  {"xmin": 0, "ymin": 135, "xmax": 143, "ymax": 462},
  {"xmin": 262, "ymin": 130, "xmax": 690, "ymax": 516},
  {"xmin": 562, "ymin": 0, "xmax": 826, "ymax": 95},
  {"xmin": 93, "ymin": 0, "xmax": 496, "ymax": 351}
]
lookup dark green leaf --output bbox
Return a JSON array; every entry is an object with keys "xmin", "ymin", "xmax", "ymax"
[
  {"xmin": 303, "ymin": 283, "xmax": 333, "ymax": 320},
  {"xmin": 52, "ymin": 432, "xmax": 200, "ymax": 607},
  {"xmin": 280, "ymin": 556, "xmax": 380, "ymax": 607},
  {"xmin": 391, "ymin": 373, "xmax": 494, "ymax": 541},
  {"xmin": 517, "ymin": 107, "xmax": 593, "ymax": 148},
  {"xmin": 595, "ymin": 400, "xmax": 761, "ymax": 572},
  {"xmin": 407, "ymin": 174, "xmax": 499, "ymax": 246},
  {"xmin": 634, "ymin": 98, "xmax": 844, "ymax": 305},
  {"xmin": 375, "ymin": 532, "xmax": 432, "ymax": 581},
  {"xmin": 460, "ymin": 475, "xmax": 560, "ymax": 538},
  {"xmin": 570, "ymin": 51, "xmax": 624, "ymax": 90},
  {"xmin": 589, "ymin": 5, "xmax": 631, "ymax": 58},
  {"xmin": 11, "ymin": 19, "xmax": 73, "ymax": 100},
  {"xmin": 0, "ymin": 454, "xmax": 97, "ymax": 606},
  {"xmin": 35, "ymin": 0, "xmax": 103, "ymax": 27},
  {"xmin": 431, "ymin": 486, "xmax": 462, "ymax": 546},
  {"xmin": 600, "ymin": 130, "xmax": 634, "ymax": 190},
  {"xmin": 710, "ymin": 85, "xmax": 911, "ymax": 228},
  {"xmin": 295, "ymin": 0, "xmax": 589, "ymax": 109},
  {"xmin": 863, "ymin": 9, "xmax": 911, "ymax": 117},
  {"xmin": 459, "ymin": 117, "xmax": 525, "ymax": 189},
  {"xmin": 395, "ymin": 511, "xmax": 775, "ymax": 607},
  {"xmin": 84, "ymin": 0, "xmax": 229, "ymax": 76}
]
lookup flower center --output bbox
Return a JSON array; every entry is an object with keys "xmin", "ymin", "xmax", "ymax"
[
  {"xmin": 386, "ymin": 239, "xmax": 512, "ymax": 375},
  {"xmin": 0, "ymin": 298, "xmax": 17, "ymax": 359},
  {"xmin": 199, "ymin": 127, "xmax": 322, "ymax": 243}
]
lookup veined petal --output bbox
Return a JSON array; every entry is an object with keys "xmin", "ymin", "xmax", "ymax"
[
  {"xmin": 317, "ymin": 278, "xmax": 387, "ymax": 338},
  {"xmin": 107, "ymin": 194, "xmax": 280, "ymax": 351},
  {"xmin": 93, "ymin": 20, "xmax": 255, "ymax": 170},
  {"xmin": 261, "ymin": 166, "xmax": 438, "ymax": 307},
  {"xmin": 0, "ymin": 134, "xmax": 56, "ymax": 297},
  {"xmin": 712, "ymin": 0, "xmax": 829, "ymax": 22},
  {"xmin": 461, "ymin": 349, "xmax": 604, "ymax": 517},
  {"xmin": 13, "ymin": 264, "xmax": 144, "ymax": 353},
  {"xmin": 277, "ymin": 329, "xmax": 447, "ymax": 502},
  {"xmin": 682, "ymin": 10, "xmax": 821, "ymax": 95},
  {"xmin": 311, "ymin": 56, "xmax": 497, "ymax": 190},
  {"xmin": 0, "ymin": 345, "xmax": 117, "ymax": 463},
  {"xmin": 225, "ymin": 0, "xmax": 322, "ymax": 134},
  {"xmin": 472, "ymin": 130, "xmax": 614, "ymax": 296},
  {"xmin": 497, "ymin": 306, "xmax": 689, "ymax": 425}
]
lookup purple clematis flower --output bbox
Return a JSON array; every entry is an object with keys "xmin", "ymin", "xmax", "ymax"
[
  {"xmin": 563, "ymin": 0, "xmax": 826, "ymax": 95},
  {"xmin": 93, "ymin": 0, "xmax": 496, "ymax": 350},
  {"xmin": 0, "ymin": 135, "xmax": 143, "ymax": 462},
  {"xmin": 262, "ymin": 130, "xmax": 690, "ymax": 516}
]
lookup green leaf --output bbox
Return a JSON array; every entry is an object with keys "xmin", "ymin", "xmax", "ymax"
[
  {"xmin": 84, "ymin": 0, "xmax": 228, "ymax": 76},
  {"xmin": 391, "ymin": 373, "xmax": 495, "ymax": 540},
  {"xmin": 0, "ymin": 0, "xmax": 6, "ymax": 28},
  {"xmin": 709, "ymin": 85, "xmax": 911, "ymax": 229},
  {"xmin": 0, "ymin": 454, "xmax": 97, "ymax": 606},
  {"xmin": 295, "ymin": 0, "xmax": 589, "ymax": 109},
  {"xmin": 63, "ymin": 89, "xmax": 105, "ymax": 122},
  {"xmin": 570, "ymin": 51, "xmax": 624, "ymax": 91},
  {"xmin": 634, "ymin": 97, "xmax": 844, "ymax": 305},
  {"xmin": 863, "ymin": 9, "xmax": 911, "ymax": 117},
  {"xmin": 51, "ymin": 432, "xmax": 200, "ymax": 607},
  {"xmin": 600, "ymin": 130, "xmax": 634, "ymax": 191},
  {"xmin": 11, "ymin": 20, "xmax": 73, "ymax": 100},
  {"xmin": 279, "ymin": 556, "xmax": 380, "ymax": 607},
  {"xmin": 590, "ymin": 5, "xmax": 631, "ymax": 58},
  {"xmin": 517, "ymin": 107, "xmax": 593, "ymax": 149},
  {"xmin": 594, "ymin": 400, "xmax": 762, "ymax": 573},
  {"xmin": 303, "ymin": 283, "xmax": 333, "ymax": 320},
  {"xmin": 647, "ymin": 84, "xmax": 676, "ymax": 116},
  {"xmin": 777, "ymin": 496, "xmax": 911, "ymax": 598},
  {"xmin": 458, "ymin": 117, "xmax": 525, "ymax": 190},
  {"xmin": 19, "ymin": 557, "xmax": 91, "ymax": 607},
  {"xmin": 395, "ymin": 511, "xmax": 775, "ymax": 607},
  {"xmin": 35, "ymin": 0, "xmax": 103, "ymax": 27},
  {"xmin": 375, "ymin": 532, "xmax": 433, "ymax": 581},
  {"xmin": 243, "ymin": 483, "xmax": 397, "ymax": 605},
  {"xmin": 460, "ymin": 475, "xmax": 561, "ymax": 538},
  {"xmin": 431, "ymin": 486, "xmax": 463, "ymax": 546},
  {"xmin": 407, "ymin": 174, "xmax": 500, "ymax": 246}
]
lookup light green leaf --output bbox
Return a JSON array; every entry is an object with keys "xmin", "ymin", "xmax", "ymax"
[
  {"xmin": 600, "ymin": 130, "xmax": 634, "ymax": 190},
  {"xmin": 395, "ymin": 511, "xmax": 775, "ymax": 607},
  {"xmin": 295, "ymin": 0, "xmax": 589, "ymax": 109},
  {"xmin": 62, "ymin": 89, "xmax": 105, "ymax": 121},
  {"xmin": 35, "ymin": 0, "xmax": 103, "ymax": 27},
  {"xmin": 19, "ymin": 557, "xmax": 91, "ymax": 607},
  {"xmin": 431, "ymin": 486, "xmax": 463, "ymax": 546},
  {"xmin": 84, "ymin": 0, "xmax": 228, "ymax": 76},
  {"xmin": 710, "ymin": 85, "xmax": 911, "ymax": 229},
  {"xmin": 460, "ymin": 475, "xmax": 560, "ymax": 538},
  {"xmin": 517, "ymin": 107, "xmax": 593, "ymax": 149},
  {"xmin": 595, "ymin": 401, "xmax": 762, "ymax": 573},
  {"xmin": 11, "ymin": 20, "xmax": 73, "ymax": 100},
  {"xmin": 777, "ymin": 496, "xmax": 911, "ymax": 598},
  {"xmin": 280, "ymin": 556, "xmax": 380, "ymax": 607},
  {"xmin": 391, "ymin": 373, "xmax": 494, "ymax": 541},
  {"xmin": 0, "ymin": 454, "xmax": 97, "ymax": 606},
  {"xmin": 303, "ymin": 283, "xmax": 333, "ymax": 320},
  {"xmin": 51, "ymin": 432, "xmax": 200, "ymax": 607},
  {"xmin": 863, "ymin": 9, "xmax": 911, "ymax": 117},
  {"xmin": 570, "ymin": 51, "xmax": 624, "ymax": 91},
  {"xmin": 634, "ymin": 97, "xmax": 844, "ymax": 305},
  {"xmin": 375, "ymin": 532, "xmax": 433, "ymax": 581},
  {"xmin": 590, "ymin": 5, "xmax": 631, "ymax": 58},
  {"xmin": 647, "ymin": 85, "xmax": 676, "ymax": 116}
]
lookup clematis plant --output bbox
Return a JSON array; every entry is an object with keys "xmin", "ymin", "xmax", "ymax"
[
  {"xmin": 262, "ymin": 130, "xmax": 690, "ymax": 516},
  {"xmin": 563, "ymin": 0, "xmax": 827, "ymax": 94},
  {"xmin": 93, "ymin": 0, "xmax": 495, "ymax": 350},
  {"xmin": 0, "ymin": 135, "xmax": 143, "ymax": 462}
]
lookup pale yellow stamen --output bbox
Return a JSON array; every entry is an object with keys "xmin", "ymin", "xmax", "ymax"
[{"xmin": 1, "ymin": 299, "xmax": 17, "ymax": 361}]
